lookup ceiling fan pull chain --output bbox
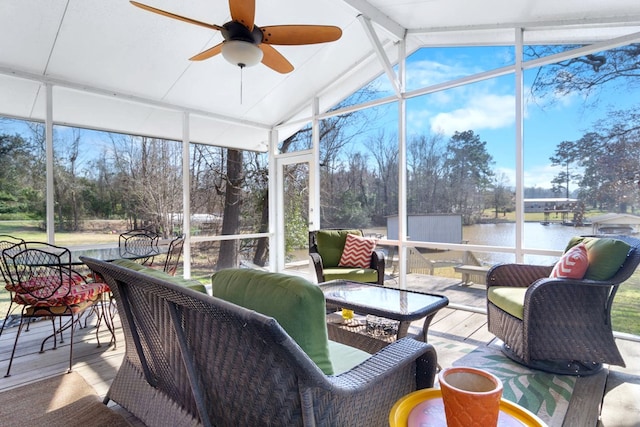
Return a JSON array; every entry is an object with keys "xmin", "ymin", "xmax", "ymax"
[{"xmin": 240, "ymin": 66, "xmax": 244, "ymax": 104}]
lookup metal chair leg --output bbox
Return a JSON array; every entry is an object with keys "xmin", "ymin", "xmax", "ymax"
[{"xmin": 4, "ymin": 315, "xmax": 27, "ymax": 377}]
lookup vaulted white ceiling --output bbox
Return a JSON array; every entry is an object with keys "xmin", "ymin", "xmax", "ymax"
[{"xmin": 1, "ymin": 0, "xmax": 640, "ymax": 151}]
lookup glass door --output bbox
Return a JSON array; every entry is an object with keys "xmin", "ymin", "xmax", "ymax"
[{"xmin": 275, "ymin": 152, "xmax": 314, "ymax": 273}]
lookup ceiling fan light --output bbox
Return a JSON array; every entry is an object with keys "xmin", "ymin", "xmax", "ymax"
[{"xmin": 222, "ymin": 40, "xmax": 263, "ymax": 68}]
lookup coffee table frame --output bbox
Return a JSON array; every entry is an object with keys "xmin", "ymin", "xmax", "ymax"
[{"xmin": 319, "ymin": 280, "xmax": 449, "ymax": 354}]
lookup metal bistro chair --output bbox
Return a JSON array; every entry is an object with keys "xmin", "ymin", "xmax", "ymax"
[
  {"xmin": 2, "ymin": 242, "xmax": 110, "ymax": 377},
  {"xmin": 119, "ymin": 229, "xmax": 160, "ymax": 265},
  {"xmin": 0, "ymin": 235, "xmax": 26, "ymax": 337},
  {"xmin": 162, "ymin": 234, "xmax": 185, "ymax": 276}
]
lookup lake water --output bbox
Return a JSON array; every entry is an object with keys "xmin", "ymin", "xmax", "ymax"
[{"xmin": 463, "ymin": 222, "xmax": 593, "ymax": 265}]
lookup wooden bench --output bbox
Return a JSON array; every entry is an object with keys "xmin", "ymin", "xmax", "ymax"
[{"xmin": 454, "ymin": 264, "xmax": 490, "ymax": 285}]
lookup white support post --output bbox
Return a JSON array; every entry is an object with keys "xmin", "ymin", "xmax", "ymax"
[
  {"xmin": 45, "ymin": 84, "xmax": 55, "ymax": 244},
  {"xmin": 397, "ymin": 39, "xmax": 407, "ymax": 288},
  {"xmin": 268, "ymin": 129, "xmax": 279, "ymax": 272},
  {"xmin": 515, "ymin": 29, "xmax": 525, "ymax": 263},
  {"xmin": 182, "ymin": 112, "xmax": 191, "ymax": 278},
  {"xmin": 310, "ymin": 98, "xmax": 321, "ymax": 231},
  {"xmin": 357, "ymin": 15, "xmax": 401, "ymax": 96}
]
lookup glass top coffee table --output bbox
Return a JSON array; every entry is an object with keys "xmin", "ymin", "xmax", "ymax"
[{"xmin": 319, "ymin": 280, "xmax": 449, "ymax": 353}]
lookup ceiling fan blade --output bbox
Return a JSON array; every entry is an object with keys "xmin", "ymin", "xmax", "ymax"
[
  {"xmin": 260, "ymin": 44, "xmax": 294, "ymax": 74},
  {"xmin": 260, "ymin": 25, "xmax": 342, "ymax": 45},
  {"xmin": 130, "ymin": 1, "xmax": 224, "ymax": 32},
  {"xmin": 189, "ymin": 43, "xmax": 224, "ymax": 61},
  {"xmin": 229, "ymin": 0, "xmax": 255, "ymax": 30}
]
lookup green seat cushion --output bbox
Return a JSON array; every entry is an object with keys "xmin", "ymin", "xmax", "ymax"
[
  {"xmin": 328, "ymin": 340, "xmax": 371, "ymax": 375},
  {"xmin": 210, "ymin": 268, "xmax": 334, "ymax": 375},
  {"xmin": 488, "ymin": 286, "xmax": 526, "ymax": 320},
  {"xmin": 316, "ymin": 229, "xmax": 363, "ymax": 267},
  {"xmin": 322, "ymin": 267, "xmax": 378, "ymax": 283},
  {"xmin": 111, "ymin": 258, "xmax": 207, "ymax": 294},
  {"xmin": 565, "ymin": 237, "xmax": 631, "ymax": 281}
]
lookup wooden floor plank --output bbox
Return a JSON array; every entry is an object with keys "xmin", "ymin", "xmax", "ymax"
[
  {"xmin": 599, "ymin": 338, "xmax": 640, "ymax": 426},
  {"xmin": 466, "ymin": 319, "xmax": 494, "ymax": 344},
  {"xmin": 563, "ymin": 368, "xmax": 607, "ymax": 427}
]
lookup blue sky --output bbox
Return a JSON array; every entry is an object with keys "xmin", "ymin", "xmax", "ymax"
[{"xmin": 366, "ymin": 45, "xmax": 638, "ymax": 189}]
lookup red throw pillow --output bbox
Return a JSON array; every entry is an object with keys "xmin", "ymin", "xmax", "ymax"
[
  {"xmin": 338, "ymin": 233, "xmax": 377, "ymax": 268},
  {"xmin": 550, "ymin": 243, "xmax": 589, "ymax": 279}
]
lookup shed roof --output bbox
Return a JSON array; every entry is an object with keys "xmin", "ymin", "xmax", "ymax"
[
  {"xmin": 590, "ymin": 213, "xmax": 640, "ymax": 226},
  {"xmin": 2, "ymin": 1, "xmax": 640, "ymax": 150}
]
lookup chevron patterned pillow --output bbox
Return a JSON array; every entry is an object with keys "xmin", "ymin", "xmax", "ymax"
[
  {"xmin": 550, "ymin": 243, "xmax": 589, "ymax": 279},
  {"xmin": 338, "ymin": 233, "xmax": 377, "ymax": 268}
]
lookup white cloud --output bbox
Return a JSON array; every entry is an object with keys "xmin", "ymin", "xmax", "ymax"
[
  {"xmin": 408, "ymin": 59, "xmax": 473, "ymax": 88},
  {"xmin": 499, "ymin": 164, "xmax": 562, "ymax": 189},
  {"xmin": 429, "ymin": 94, "xmax": 515, "ymax": 136}
]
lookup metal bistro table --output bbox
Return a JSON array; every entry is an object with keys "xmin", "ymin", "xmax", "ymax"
[
  {"xmin": 3, "ymin": 244, "xmax": 167, "ymax": 266},
  {"xmin": 67, "ymin": 245, "xmax": 167, "ymax": 265},
  {"xmin": 319, "ymin": 280, "xmax": 449, "ymax": 354}
]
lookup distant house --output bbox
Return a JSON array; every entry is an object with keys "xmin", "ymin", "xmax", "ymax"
[{"xmin": 524, "ymin": 198, "xmax": 578, "ymax": 213}]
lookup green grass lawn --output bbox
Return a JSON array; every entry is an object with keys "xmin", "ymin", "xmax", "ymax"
[
  {"xmin": 611, "ymin": 273, "xmax": 640, "ymax": 335},
  {"xmin": 0, "ymin": 220, "xmax": 121, "ymax": 246}
]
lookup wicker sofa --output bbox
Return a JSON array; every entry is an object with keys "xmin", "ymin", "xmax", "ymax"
[{"xmin": 82, "ymin": 258, "xmax": 437, "ymax": 427}]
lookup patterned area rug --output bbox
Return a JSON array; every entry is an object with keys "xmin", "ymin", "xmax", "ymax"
[{"xmin": 452, "ymin": 342, "xmax": 576, "ymax": 426}]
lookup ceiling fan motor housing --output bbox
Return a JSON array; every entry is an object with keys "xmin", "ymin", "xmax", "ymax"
[{"xmin": 222, "ymin": 21, "xmax": 263, "ymax": 44}]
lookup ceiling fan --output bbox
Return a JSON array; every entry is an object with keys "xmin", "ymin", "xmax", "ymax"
[{"xmin": 130, "ymin": 0, "xmax": 343, "ymax": 74}]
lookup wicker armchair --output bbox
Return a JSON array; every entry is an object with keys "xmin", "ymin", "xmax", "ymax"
[
  {"xmin": 82, "ymin": 257, "xmax": 437, "ymax": 427},
  {"xmin": 487, "ymin": 235, "xmax": 640, "ymax": 375},
  {"xmin": 309, "ymin": 229, "xmax": 385, "ymax": 285}
]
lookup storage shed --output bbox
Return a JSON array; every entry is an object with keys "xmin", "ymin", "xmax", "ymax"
[{"xmin": 387, "ymin": 214, "xmax": 463, "ymax": 244}]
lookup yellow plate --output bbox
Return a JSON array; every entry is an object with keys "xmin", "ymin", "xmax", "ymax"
[{"xmin": 389, "ymin": 388, "xmax": 548, "ymax": 427}]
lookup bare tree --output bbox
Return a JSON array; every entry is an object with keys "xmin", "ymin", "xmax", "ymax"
[
  {"xmin": 217, "ymin": 149, "xmax": 243, "ymax": 269},
  {"xmin": 110, "ymin": 135, "xmax": 182, "ymax": 236},
  {"xmin": 367, "ymin": 131, "xmax": 399, "ymax": 220},
  {"xmin": 407, "ymin": 134, "xmax": 447, "ymax": 214},
  {"xmin": 488, "ymin": 172, "xmax": 513, "ymax": 219},
  {"xmin": 526, "ymin": 44, "xmax": 640, "ymax": 105},
  {"xmin": 53, "ymin": 130, "xmax": 84, "ymax": 230}
]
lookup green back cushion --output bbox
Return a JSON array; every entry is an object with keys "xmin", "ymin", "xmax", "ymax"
[
  {"xmin": 210, "ymin": 268, "xmax": 334, "ymax": 375},
  {"xmin": 565, "ymin": 237, "xmax": 630, "ymax": 281},
  {"xmin": 111, "ymin": 258, "xmax": 207, "ymax": 293},
  {"xmin": 315, "ymin": 229, "xmax": 363, "ymax": 267}
]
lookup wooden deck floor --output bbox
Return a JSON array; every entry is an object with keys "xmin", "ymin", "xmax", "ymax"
[{"xmin": 0, "ymin": 273, "xmax": 637, "ymax": 426}]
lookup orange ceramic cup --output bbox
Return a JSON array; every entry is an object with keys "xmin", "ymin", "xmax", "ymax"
[{"xmin": 439, "ymin": 366, "xmax": 503, "ymax": 427}]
